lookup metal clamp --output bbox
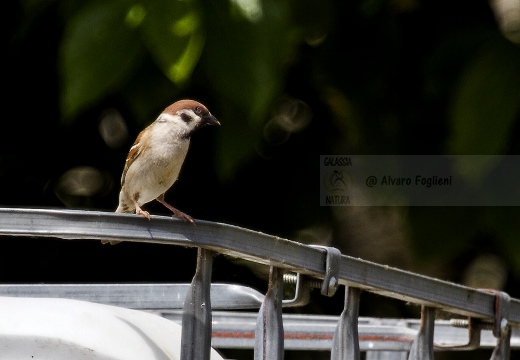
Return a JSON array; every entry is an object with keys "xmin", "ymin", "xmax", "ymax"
[
  {"xmin": 310, "ymin": 246, "xmax": 342, "ymax": 297},
  {"xmin": 437, "ymin": 291, "xmax": 513, "ymax": 357},
  {"xmin": 491, "ymin": 291, "xmax": 511, "ymax": 360}
]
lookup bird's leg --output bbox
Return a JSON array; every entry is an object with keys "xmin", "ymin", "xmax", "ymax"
[
  {"xmin": 132, "ymin": 199, "xmax": 150, "ymax": 220},
  {"xmin": 156, "ymin": 194, "xmax": 195, "ymax": 224}
]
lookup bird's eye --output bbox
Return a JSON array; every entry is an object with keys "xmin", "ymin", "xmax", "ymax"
[{"xmin": 195, "ymin": 106, "xmax": 202, "ymax": 114}]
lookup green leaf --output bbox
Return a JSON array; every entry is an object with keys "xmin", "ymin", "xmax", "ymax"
[
  {"xmin": 447, "ymin": 36, "xmax": 520, "ymax": 185},
  {"xmin": 138, "ymin": 0, "xmax": 204, "ymax": 85},
  {"xmin": 447, "ymin": 37, "xmax": 520, "ymax": 181},
  {"xmin": 206, "ymin": 2, "xmax": 295, "ymax": 123},
  {"xmin": 409, "ymin": 207, "xmax": 481, "ymax": 261},
  {"xmin": 202, "ymin": 0, "xmax": 300, "ymax": 179},
  {"xmin": 485, "ymin": 207, "xmax": 520, "ymax": 276},
  {"xmin": 59, "ymin": 0, "xmax": 145, "ymax": 120},
  {"xmin": 119, "ymin": 66, "xmax": 180, "ymax": 126}
]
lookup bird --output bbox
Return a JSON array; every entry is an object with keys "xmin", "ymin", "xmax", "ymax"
[{"xmin": 102, "ymin": 99, "xmax": 220, "ymax": 245}]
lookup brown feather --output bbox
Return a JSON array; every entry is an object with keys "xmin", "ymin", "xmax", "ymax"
[{"xmin": 121, "ymin": 127, "xmax": 150, "ymax": 187}]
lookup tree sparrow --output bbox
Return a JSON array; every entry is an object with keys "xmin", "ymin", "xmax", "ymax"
[{"xmin": 103, "ymin": 99, "xmax": 220, "ymax": 245}]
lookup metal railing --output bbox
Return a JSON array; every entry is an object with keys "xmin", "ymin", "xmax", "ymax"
[{"xmin": 0, "ymin": 207, "xmax": 518, "ymax": 359}]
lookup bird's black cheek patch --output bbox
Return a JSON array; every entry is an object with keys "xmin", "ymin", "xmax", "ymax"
[{"xmin": 180, "ymin": 112, "xmax": 193, "ymax": 123}]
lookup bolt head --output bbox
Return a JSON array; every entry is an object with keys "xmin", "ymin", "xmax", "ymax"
[
  {"xmin": 500, "ymin": 318, "xmax": 509, "ymax": 336},
  {"xmin": 328, "ymin": 276, "xmax": 338, "ymax": 295}
]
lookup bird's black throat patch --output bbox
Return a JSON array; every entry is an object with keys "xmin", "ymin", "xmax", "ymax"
[{"xmin": 180, "ymin": 112, "xmax": 193, "ymax": 123}]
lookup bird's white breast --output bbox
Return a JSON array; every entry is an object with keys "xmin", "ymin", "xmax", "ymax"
[{"xmin": 123, "ymin": 119, "xmax": 190, "ymax": 205}]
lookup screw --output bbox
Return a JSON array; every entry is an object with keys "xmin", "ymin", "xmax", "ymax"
[
  {"xmin": 449, "ymin": 318, "xmax": 469, "ymax": 328},
  {"xmin": 449, "ymin": 318, "xmax": 493, "ymax": 330},
  {"xmin": 282, "ymin": 273, "xmax": 298, "ymax": 284},
  {"xmin": 283, "ymin": 273, "xmax": 323, "ymax": 289}
]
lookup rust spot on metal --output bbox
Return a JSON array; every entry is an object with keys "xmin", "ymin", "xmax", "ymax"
[
  {"xmin": 284, "ymin": 333, "xmax": 332, "ymax": 340},
  {"xmin": 212, "ymin": 332, "xmax": 413, "ymax": 343},
  {"xmin": 359, "ymin": 335, "xmax": 414, "ymax": 343},
  {"xmin": 212, "ymin": 331, "xmax": 256, "ymax": 339}
]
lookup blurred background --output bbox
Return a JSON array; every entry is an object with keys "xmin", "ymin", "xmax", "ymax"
[{"xmin": 3, "ymin": 0, "xmax": 520, "ymax": 358}]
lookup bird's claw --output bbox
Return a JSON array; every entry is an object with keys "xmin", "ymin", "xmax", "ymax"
[
  {"xmin": 172, "ymin": 210, "xmax": 195, "ymax": 225},
  {"xmin": 136, "ymin": 209, "xmax": 151, "ymax": 220}
]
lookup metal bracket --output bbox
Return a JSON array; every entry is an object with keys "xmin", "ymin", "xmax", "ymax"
[
  {"xmin": 436, "ymin": 317, "xmax": 481, "ymax": 350},
  {"xmin": 491, "ymin": 291, "xmax": 511, "ymax": 360},
  {"xmin": 310, "ymin": 245, "xmax": 342, "ymax": 297},
  {"xmin": 443, "ymin": 291, "xmax": 514, "ymax": 359},
  {"xmin": 493, "ymin": 291, "xmax": 511, "ymax": 338},
  {"xmin": 282, "ymin": 272, "xmax": 311, "ymax": 308}
]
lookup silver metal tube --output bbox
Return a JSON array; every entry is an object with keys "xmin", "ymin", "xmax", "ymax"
[
  {"xmin": 0, "ymin": 283, "xmax": 263, "ymax": 310},
  {"xmin": 156, "ymin": 311, "xmax": 520, "ymax": 351},
  {"xmin": 366, "ymin": 352, "xmax": 408, "ymax": 360}
]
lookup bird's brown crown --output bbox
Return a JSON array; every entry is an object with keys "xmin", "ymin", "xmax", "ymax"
[{"xmin": 163, "ymin": 99, "xmax": 210, "ymax": 117}]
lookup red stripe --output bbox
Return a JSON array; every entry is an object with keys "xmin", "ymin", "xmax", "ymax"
[{"xmin": 212, "ymin": 332, "xmax": 413, "ymax": 343}]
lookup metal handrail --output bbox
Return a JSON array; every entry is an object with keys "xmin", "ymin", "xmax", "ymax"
[{"xmin": 0, "ymin": 207, "xmax": 518, "ymax": 327}]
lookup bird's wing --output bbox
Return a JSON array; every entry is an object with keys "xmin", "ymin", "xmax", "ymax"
[{"xmin": 121, "ymin": 127, "xmax": 149, "ymax": 187}]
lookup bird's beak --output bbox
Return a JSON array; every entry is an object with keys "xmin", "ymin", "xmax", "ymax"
[{"xmin": 203, "ymin": 114, "xmax": 220, "ymax": 126}]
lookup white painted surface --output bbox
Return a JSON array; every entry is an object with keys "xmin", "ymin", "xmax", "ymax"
[{"xmin": 0, "ymin": 296, "xmax": 224, "ymax": 360}]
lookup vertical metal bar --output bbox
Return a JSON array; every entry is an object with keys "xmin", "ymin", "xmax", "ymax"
[
  {"xmin": 331, "ymin": 286, "xmax": 361, "ymax": 360},
  {"xmin": 491, "ymin": 291, "xmax": 511, "ymax": 360},
  {"xmin": 181, "ymin": 248, "xmax": 214, "ymax": 360},
  {"xmin": 254, "ymin": 266, "xmax": 284, "ymax": 360},
  {"xmin": 408, "ymin": 306, "xmax": 435, "ymax": 360}
]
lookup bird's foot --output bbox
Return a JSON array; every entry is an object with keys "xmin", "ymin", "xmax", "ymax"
[
  {"xmin": 171, "ymin": 208, "xmax": 195, "ymax": 225},
  {"xmin": 134, "ymin": 204, "xmax": 150, "ymax": 220},
  {"xmin": 155, "ymin": 197, "xmax": 195, "ymax": 224},
  {"xmin": 136, "ymin": 209, "xmax": 150, "ymax": 220}
]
